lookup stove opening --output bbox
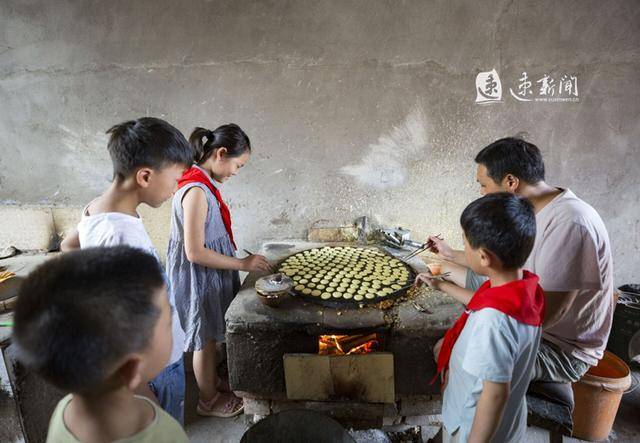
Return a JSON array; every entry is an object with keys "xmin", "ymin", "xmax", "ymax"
[{"xmin": 318, "ymin": 333, "xmax": 383, "ymax": 355}]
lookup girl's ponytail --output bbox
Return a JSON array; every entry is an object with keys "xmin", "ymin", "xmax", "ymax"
[
  {"xmin": 189, "ymin": 127, "xmax": 210, "ymax": 163},
  {"xmin": 188, "ymin": 124, "xmax": 251, "ymax": 165}
]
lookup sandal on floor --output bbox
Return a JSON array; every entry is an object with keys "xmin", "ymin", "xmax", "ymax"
[{"xmin": 197, "ymin": 392, "xmax": 244, "ymax": 418}]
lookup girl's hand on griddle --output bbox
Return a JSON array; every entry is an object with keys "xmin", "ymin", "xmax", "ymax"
[
  {"xmin": 426, "ymin": 235, "xmax": 453, "ymax": 261},
  {"xmin": 414, "ymin": 272, "xmax": 442, "ymax": 289},
  {"xmin": 241, "ymin": 255, "xmax": 272, "ymax": 273}
]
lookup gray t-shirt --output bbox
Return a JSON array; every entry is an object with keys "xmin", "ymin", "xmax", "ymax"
[
  {"xmin": 443, "ymin": 308, "xmax": 541, "ymax": 443},
  {"xmin": 525, "ymin": 189, "xmax": 614, "ymax": 365}
]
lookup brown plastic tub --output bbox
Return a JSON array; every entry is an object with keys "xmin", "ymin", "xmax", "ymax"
[{"xmin": 572, "ymin": 350, "xmax": 632, "ymax": 441}]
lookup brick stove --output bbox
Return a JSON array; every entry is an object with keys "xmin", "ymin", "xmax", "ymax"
[{"xmin": 225, "ymin": 241, "xmax": 463, "ymax": 429}]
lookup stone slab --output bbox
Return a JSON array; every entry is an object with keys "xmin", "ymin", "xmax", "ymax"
[
  {"xmin": 398, "ymin": 395, "xmax": 442, "ymax": 416},
  {"xmin": 403, "ymin": 414, "xmax": 442, "ymax": 426},
  {"xmin": 0, "ymin": 207, "xmax": 56, "ymax": 251}
]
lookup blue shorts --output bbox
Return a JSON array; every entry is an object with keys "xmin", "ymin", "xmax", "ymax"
[{"xmin": 149, "ymin": 358, "xmax": 185, "ymax": 425}]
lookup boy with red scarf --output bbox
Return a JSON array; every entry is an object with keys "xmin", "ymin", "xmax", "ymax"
[
  {"xmin": 167, "ymin": 124, "xmax": 271, "ymax": 417},
  {"xmin": 417, "ymin": 193, "xmax": 545, "ymax": 443}
]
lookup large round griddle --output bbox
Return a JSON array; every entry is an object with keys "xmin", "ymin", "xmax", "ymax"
[{"xmin": 276, "ymin": 246, "xmax": 415, "ymax": 308}]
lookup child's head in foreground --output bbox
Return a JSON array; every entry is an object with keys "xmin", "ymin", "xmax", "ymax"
[
  {"xmin": 14, "ymin": 246, "xmax": 172, "ymax": 396},
  {"xmin": 460, "ymin": 192, "xmax": 536, "ymax": 276},
  {"xmin": 107, "ymin": 117, "xmax": 193, "ymax": 207}
]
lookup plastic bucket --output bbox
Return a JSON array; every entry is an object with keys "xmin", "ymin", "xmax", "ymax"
[{"xmin": 572, "ymin": 350, "xmax": 632, "ymax": 441}]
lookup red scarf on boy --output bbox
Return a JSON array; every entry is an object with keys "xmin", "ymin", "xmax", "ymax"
[
  {"xmin": 178, "ymin": 166, "xmax": 237, "ymax": 250},
  {"xmin": 433, "ymin": 270, "xmax": 545, "ymax": 383}
]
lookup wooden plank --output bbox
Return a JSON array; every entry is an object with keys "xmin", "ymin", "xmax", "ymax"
[
  {"xmin": 330, "ymin": 353, "xmax": 394, "ymax": 403},
  {"xmin": 284, "ymin": 353, "xmax": 394, "ymax": 403},
  {"xmin": 284, "ymin": 354, "xmax": 333, "ymax": 400}
]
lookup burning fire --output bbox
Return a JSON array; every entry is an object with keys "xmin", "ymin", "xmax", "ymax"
[{"xmin": 318, "ymin": 333, "xmax": 380, "ymax": 355}]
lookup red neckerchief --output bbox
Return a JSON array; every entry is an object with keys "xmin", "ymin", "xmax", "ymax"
[
  {"xmin": 178, "ymin": 166, "xmax": 237, "ymax": 250},
  {"xmin": 433, "ymin": 270, "xmax": 545, "ymax": 384}
]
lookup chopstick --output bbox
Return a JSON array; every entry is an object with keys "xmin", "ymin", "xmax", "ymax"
[
  {"xmin": 401, "ymin": 234, "xmax": 443, "ymax": 261},
  {"xmin": 401, "ymin": 245, "xmax": 428, "ymax": 261}
]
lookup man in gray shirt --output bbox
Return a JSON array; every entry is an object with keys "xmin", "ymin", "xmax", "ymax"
[{"xmin": 429, "ymin": 137, "xmax": 614, "ymax": 383}]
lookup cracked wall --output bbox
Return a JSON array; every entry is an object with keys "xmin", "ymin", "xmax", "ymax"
[{"xmin": 0, "ymin": 0, "xmax": 639, "ymax": 284}]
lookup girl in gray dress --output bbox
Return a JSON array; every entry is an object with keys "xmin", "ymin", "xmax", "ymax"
[{"xmin": 167, "ymin": 124, "xmax": 271, "ymax": 417}]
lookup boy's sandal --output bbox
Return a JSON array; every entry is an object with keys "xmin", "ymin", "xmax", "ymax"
[{"xmin": 197, "ymin": 392, "xmax": 244, "ymax": 418}]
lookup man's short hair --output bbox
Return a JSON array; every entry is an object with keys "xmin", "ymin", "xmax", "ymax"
[
  {"xmin": 475, "ymin": 137, "xmax": 545, "ymax": 184},
  {"xmin": 460, "ymin": 192, "xmax": 536, "ymax": 269},
  {"xmin": 106, "ymin": 117, "xmax": 193, "ymax": 180},
  {"xmin": 13, "ymin": 246, "xmax": 165, "ymax": 394}
]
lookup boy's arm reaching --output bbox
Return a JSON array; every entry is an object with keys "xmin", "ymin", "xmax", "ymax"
[
  {"xmin": 468, "ymin": 380, "xmax": 510, "ymax": 443},
  {"xmin": 415, "ymin": 275, "xmax": 474, "ymax": 305},
  {"xmin": 437, "ymin": 281, "xmax": 474, "ymax": 305}
]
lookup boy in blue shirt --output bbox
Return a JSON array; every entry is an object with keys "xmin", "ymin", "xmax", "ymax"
[{"xmin": 417, "ymin": 193, "xmax": 545, "ymax": 442}]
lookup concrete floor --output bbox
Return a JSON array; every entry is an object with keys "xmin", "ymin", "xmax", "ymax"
[
  {"xmin": 183, "ymin": 367, "xmax": 640, "ymax": 443},
  {"xmin": 183, "ymin": 368, "xmax": 252, "ymax": 443}
]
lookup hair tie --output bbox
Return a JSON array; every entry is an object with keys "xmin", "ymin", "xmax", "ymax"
[{"xmin": 206, "ymin": 130, "xmax": 215, "ymax": 142}]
